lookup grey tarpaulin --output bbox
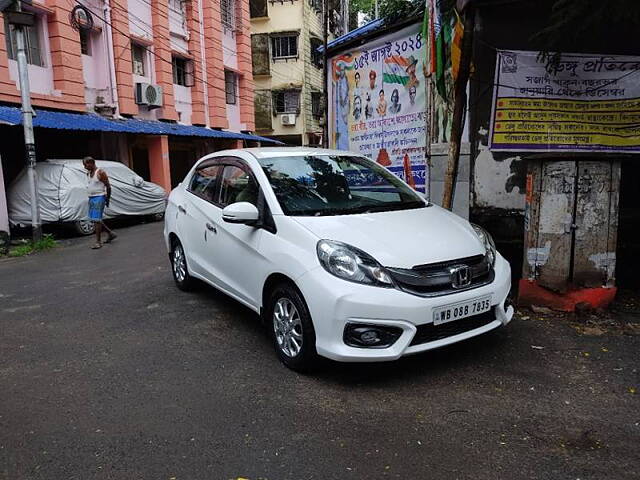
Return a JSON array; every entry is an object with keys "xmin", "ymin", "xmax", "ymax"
[{"xmin": 8, "ymin": 159, "xmax": 166, "ymax": 226}]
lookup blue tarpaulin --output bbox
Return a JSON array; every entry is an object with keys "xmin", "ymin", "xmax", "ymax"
[
  {"xmin": 317, "ymin": 18, "xmax": 386, "ymax": 54},
  {"xmin": 0, "ymin": 105, "xmax": 281, "ymax": 144}
]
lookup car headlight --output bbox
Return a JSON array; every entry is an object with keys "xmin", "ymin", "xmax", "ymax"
[
  {"xmin": 472, "ymin": 224, "xmax": 496, "ymax": 266},
  {"xmin": 317, "ymin": 240, "xmax": 394, "ymax": 287}
]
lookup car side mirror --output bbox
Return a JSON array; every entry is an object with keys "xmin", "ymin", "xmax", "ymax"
[{"xmin": 222, "ymin": 202, "xmax": 259, "ymax": 225}]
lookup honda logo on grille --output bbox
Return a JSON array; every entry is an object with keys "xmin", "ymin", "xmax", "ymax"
[{"xmin": 450, "ymin": 265, "xmax": 471, "ymax": 289}]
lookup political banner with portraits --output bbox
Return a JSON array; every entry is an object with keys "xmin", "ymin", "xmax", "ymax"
[{"xmin": 328, "ymin": 23, "xmax": 428, "ymax": 192}]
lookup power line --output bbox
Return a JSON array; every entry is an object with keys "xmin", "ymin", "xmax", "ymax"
[
  {"xmin": 79, "ymin": 0, "xmax": 324, "ymax": 119},
  {"xmin": 74, "ymin": 0, "xmax": 261, "ymax": 104}
]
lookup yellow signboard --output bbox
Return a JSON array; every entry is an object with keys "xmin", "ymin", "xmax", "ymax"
[{"xmin": 490, "ymin": 51, "xmax": 640, "ymax": 153}]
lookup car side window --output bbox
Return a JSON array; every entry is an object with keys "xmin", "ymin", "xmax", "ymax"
[
  {"xmin": 218, "ymin": 165, "xmax": 259, "ymax": 207},
  {"xmin": 188, "ymin": 165, "xmax": 222, "ymax": 202}
]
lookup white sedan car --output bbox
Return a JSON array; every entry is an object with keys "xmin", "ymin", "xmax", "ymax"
[{"xmin": 164, "ymin": 148, "xmax": 513, "ymax": 371}]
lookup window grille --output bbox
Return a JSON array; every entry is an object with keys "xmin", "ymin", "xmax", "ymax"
[
  {"xmin": 270, "ymin": 35, "xmax": 298, "ymax": 60},
  {"xmin": 131, "ymin": 43, "xmax": 146, "ymax": 76},
  {"xmin": 225, "ymin": 70, "xmax": 237, "ymax": 104},
  {"xmin": 311, "ymin": 92, "xmax": 323, "ymax": 117},
  {"xmin": 221, "ymin": 0, "xmax": 236, "ymax": 31},
  {"xmin": 4, "ymin": 17, "xmax": 44, "ymax": 66},
  {"xmin": 274, "ymin": 90, "xmax": 300, "ymax": 113}
]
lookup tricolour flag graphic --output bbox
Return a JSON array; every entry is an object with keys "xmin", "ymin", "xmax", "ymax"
[
  {"xmin": 383, "ymin": 56, "xmax": 410, "ymax": 85},
  {"xmin": 332, "ymin": 54, "xmax": 355, "ymax": 81}
]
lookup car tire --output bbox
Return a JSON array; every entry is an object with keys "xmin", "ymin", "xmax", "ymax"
[
  {"xmin": 74, "ymin": 219, "xmax": 95, "ymax": 236},
  {"xmin": 267, "ymin": 282, "xmax": 319, "ymax": 372},
  {"xmin": 170, "ymin": 238, "xmax": 195, "ymax": 291}
]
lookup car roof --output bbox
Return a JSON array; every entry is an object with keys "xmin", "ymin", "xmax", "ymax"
[
  {"xmin": 44, "ymin": 159, "xmax": 128, "ymax": 168},
  {"xmin": 239, "ymin": 147, "xmax": 364, "ymax": 160}
]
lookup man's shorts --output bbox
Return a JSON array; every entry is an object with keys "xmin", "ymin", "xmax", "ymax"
[{"xmin": 88, "ymin": 195, "xmax": 106, "ymax": 221}]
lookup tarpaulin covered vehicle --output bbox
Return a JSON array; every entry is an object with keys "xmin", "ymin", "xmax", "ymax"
[{"xmin": 8, "ymin": 159, "xmax": 167, "ymax": 235}]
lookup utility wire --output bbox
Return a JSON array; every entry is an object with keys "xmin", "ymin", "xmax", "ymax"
[{"xmin": 74, "ymin": 0, "xmax": 264, "ymax": 104}]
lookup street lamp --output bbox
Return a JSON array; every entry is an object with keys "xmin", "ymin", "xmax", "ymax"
[{"xmin": 2, "ymin": 0, "xmax": 42, "ymax": 242}]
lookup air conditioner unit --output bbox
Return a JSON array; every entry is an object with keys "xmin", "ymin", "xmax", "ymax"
[
  {"xmin": 280, "ymin": 114, "xmax": 296, "ymax": 126},
  {"xmin": 135, "ymin": 83, "xmax": 163, "ymax": 108}
]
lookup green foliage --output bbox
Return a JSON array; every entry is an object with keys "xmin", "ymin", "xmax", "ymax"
[
  {"xmin": 7, "ymin": 234, "xmax": 57, "ymax": 257},
  {"xmin": 349, "ymin": 0, "xmax": 423, "ymax": 25},
  {"xmin": 534, "ymin": 0, "xmax": 640, "ymax": 53}
]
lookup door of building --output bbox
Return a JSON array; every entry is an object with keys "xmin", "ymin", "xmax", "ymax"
[
  {"xmin": 523, "ymin": 159, "xmax": 620, "ymax": 292},
  {"xmin": 131, "ymin": 146, "xmax": 150, "ymax": 181}
]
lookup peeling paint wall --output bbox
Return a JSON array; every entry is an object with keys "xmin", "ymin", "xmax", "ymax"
[
  {"xmin": 467, "ymin": 2, "xmax": 636, "ymax": 289},
  {"xmin": 472, "ymin": 127, "xmax": 526, "ymax": 211}
]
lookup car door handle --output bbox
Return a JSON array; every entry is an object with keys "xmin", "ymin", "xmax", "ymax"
[
  {"xmin": 178, "ymin": 205, "xmax": 186, "ymax": 214},
  {"xmin": 206, "ymin": 222, "xmax": 217, "ymax": 234}
]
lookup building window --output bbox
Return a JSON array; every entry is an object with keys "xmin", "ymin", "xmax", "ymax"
[
  {"xmin": 251, "ymin": 33, "xmax": 270, "ymax": 76},
  {"xmin": 4, "ymin": 17, "xmax": 44, "ymax": 66},
  {"xmin": 131, "ymin": 43, "xmax": 147, "ymax": 76},
  {"xmin": 254, "ymin": 89, "xmax": 272, "ymax": 130},
  {"xmin": 169, "ymin": 0, "xmax": 185, "ymax": 15},
  {"xmin": 311, "ymin": 92, "xmax": 323, "ymax": 117},
  {"xmin": 221, "ymin": 0, "xmax": 236, "ymax": 31},
  {"xmin": 225, "ymin": 70, "xmax": 237, "ymax": 104},
  {"xmin": 310, "ymin": 37, "xmax": 323, "ymax": 68},
  {"xmin": 172, "ymin": 56, "xmax": 192, "ymax": 86},
  {"xmin": 273, "ymin": 90, "xmax": 299, "ymax": 114},
  {"xmin": 79, "ymin": 29, "xmax": 91, "ymax": 56},
  {"xmin": 271, "ymin": 34, "xmax": 298, "ymax": 60},
  {"xmin": 249, "ymin": 0, "xmax": 268, "ymax": 18}
]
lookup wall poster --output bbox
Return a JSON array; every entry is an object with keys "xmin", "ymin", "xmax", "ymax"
[{"xmin": 328, "ymin": 24, "xmax": 428, "ymax": 192}]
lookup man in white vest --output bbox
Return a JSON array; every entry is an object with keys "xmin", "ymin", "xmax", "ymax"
[{"xmin": 83, "ymin": 157, "xmax": 117, "ymax": 249}]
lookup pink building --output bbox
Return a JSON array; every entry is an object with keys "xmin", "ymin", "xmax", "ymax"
[{"xmin": 0, "ymin": 0, "xmax": 270, "ymax": 198}]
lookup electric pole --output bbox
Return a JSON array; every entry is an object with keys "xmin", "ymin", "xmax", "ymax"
[
  {"xmin": 322, "ymin": 0, "xmax": 329, "ymax": 147},
  {"xmin": 3, "ymin": 0, "xmax": 42, "ymax": 242}
]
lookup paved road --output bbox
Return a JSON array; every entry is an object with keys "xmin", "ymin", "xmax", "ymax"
[{"xmin": 1, "ymin": 222, "xmax": 639, "ymax": 480}]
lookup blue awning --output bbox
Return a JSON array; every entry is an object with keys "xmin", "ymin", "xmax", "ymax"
[
  {"xmin": 0, "ymin": 105, "xmax": 281, "ymax": 144},
  {"xmin": 317, "ymin": 18, "xmax": 386, "ymax": 54}
]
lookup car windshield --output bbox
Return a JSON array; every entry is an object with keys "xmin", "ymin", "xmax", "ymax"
[{"xmin": 257, "ymin": 155, "xmax": 427, "ymax": 216}]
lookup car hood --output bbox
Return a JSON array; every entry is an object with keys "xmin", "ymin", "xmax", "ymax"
[{"xmin": 291, "ymin": 205, "xmax": 485, "ymax": 268}]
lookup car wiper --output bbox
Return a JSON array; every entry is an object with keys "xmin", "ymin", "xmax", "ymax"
[{"xmin": 361, "ymin": 201, "xmax": 426, "ymax": 213}]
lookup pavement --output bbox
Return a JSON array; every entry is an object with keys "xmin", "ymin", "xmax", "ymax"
[{"xmin": 1, "ymin": 222, "xmax": 639, "ymax": 480}]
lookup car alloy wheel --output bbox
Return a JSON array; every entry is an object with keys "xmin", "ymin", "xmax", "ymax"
[
  {"xmin": 75, "ymin": 219, "xmax": 95, "ymax": 235},
  {"xmin": 173, "ymin": 245, "xmax": 187, "ymax": 282},
  {"xmin": 171, "ymin": 240, "xmax": 194, "ymax": 291},
  {"xmin": 273, "ymin": 298, "xmax": 304, "ymax": 358},
  {"xmin": 267, "ymin": 283, "xmax": 319, "ymax": 372}
]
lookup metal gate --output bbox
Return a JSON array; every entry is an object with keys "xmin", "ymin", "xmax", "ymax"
[{"xmin": 523, "ymin": 159, "xmax": 620, "ymax": 292}]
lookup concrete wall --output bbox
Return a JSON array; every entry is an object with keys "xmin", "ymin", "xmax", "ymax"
[
  {"xmin": 429, "ymin": 143, "xmax": 470, "ymax": 219},
  {"xmin": 0, "ymin": 0, "xmax": 253, "ymax": 132},
  {"xmin": 251, "ymin": 1, "xmax": 305, "ymax": 139},
  {"xmin": 250, "ymin": 0, "xmax": 334, "ymax": 143}
]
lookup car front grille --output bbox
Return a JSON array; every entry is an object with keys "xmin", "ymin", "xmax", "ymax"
[
  {"xmin": 409, "ymin": 309, "xmax": 497, "ymax": 346},
  {"xmin": 386, "ymin": 254, "xmax": 493, "ymax": 297}
]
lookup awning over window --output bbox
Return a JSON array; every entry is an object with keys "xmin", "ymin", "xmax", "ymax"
[{"xmin": 0, "ymin": 106, "xmax": 281, "ymax": 144}]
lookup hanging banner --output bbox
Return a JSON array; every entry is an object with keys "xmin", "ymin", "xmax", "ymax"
[
  {"xmin": 490, "ymin": 50, "xmax": 640, "ymax": 153},
  {"xmin": 328, "ymin": 24, "xmax": 428, "ymax": 192}
]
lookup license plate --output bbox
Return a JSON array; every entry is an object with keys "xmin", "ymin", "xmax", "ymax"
[{"xmin": 432, "ymin": 295, "xmax": 492, "ymax": 325}]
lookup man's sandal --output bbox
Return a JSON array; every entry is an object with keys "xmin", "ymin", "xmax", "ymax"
[{"xmin": 91, "ymin": 243, "xmax": 102, "ymax": 249}]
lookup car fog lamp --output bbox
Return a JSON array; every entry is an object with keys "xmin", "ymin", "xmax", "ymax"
[{"xmin": 344, "ymin": 324, "xmax": 403, "ymax": 348}]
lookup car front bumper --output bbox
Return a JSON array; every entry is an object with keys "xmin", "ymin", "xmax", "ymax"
[{"xmin": 296, "ymin": 253, "xmax": 513, "ymax": 362}]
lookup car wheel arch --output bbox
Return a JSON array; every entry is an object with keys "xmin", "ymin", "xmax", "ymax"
[
  {"xmin": 261, "ymin": 273, "xmax": 301, "ymax": 323},
  {"xmin": 168, "ymin": 232, "xmax": 180, "ymax": 249}
]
